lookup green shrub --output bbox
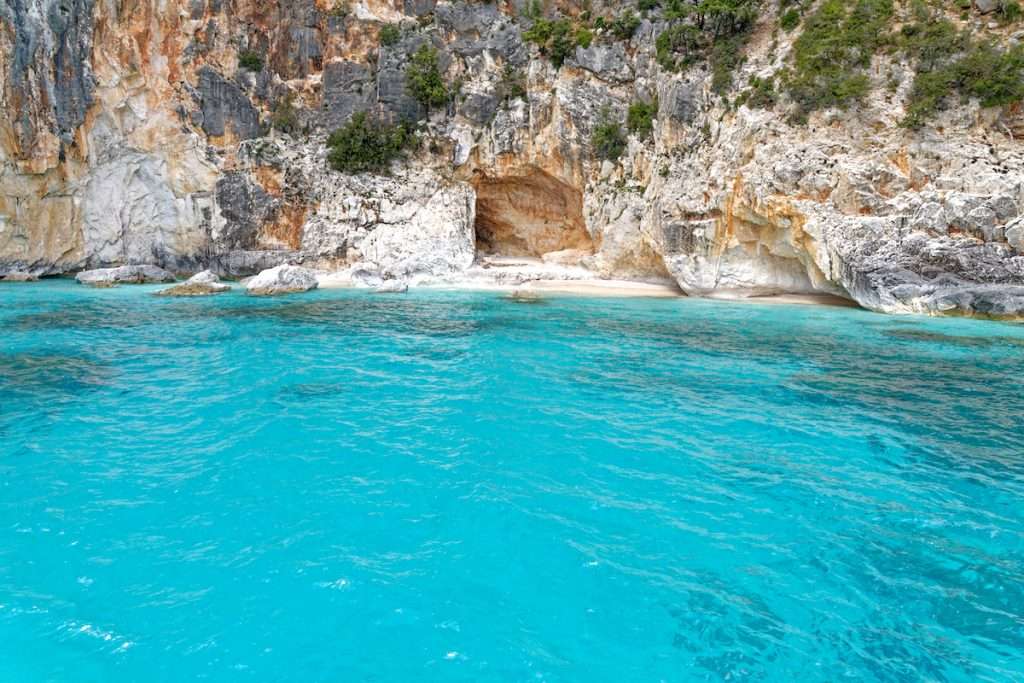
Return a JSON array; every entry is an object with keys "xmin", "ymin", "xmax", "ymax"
[
  {"xmin": 326, "ymin": 112, "xmax": 411, "ymax": 174},
  {"xmin": 780, "ymin": 8, "xmax": 800, "ymax": 31},
  {"xmin": 710, "ymin": 34, "xmax": 746, "ymax": 93},
  {"xmin": 1000, "ymin": 0, "xmax": 1023, "ymax": 23},
  {"xmin": 576, "ymin": 27, "xmax": 594, "ymax": 48},
  {"xmin": 406, "ymin": 45, "xmax": 448, "ymax": 112},
  {"xmin": 652, "ymin": 0, "xmax": 759, "ymax": 92},
  {"xmin": 270, "ymin": 93, "xmax": 299, "ymax": 133},
  {"xmin": 700, "ymin": 0, "xmax": 759, "ymax": 37},
  {"xmin": 498, "ymin": 64, "xmax": 527, "ymax": 103},
  {"xmin": 610, "ymin": 11, "xmax": 640, "ymax": 40},
  {"xmin": 898, "ymin": 18, "xmax": 964, "ymax": 71},
  {"xmin": 592, "ymin": 109, "xmax": 626, "ymax": 160},
  {"xmin": 238, "ymin": 50, "xmax": 264, "ymax": 72},
  {"xmin": 626, "ymin": 98, "xmax": 658, "ymax": 138},
  {"xmin": 901, "ymin": 13, "xmax": 1024, "ymax": 127},
  {"xmin": 524, "ymin": 17, "xmax": 576, "ymax": 67},
  {"xmin": 784, "ymin": 0, "xmax": 893, "ymax": 118},
  {"xmin": 638, "ymin": 0, "xmax": 659, "ymax": 11},
  {"xmin": 959, "ymin": 43, "xmax": 1024, "ymax": 107},
  {"xmin": 655, "ymin": 23, "xmax": 701, "ymax": 71},
  {"xmin": 736, "ymin": 75, "xmax": 776, "ymax": 109},
  {"xmin": 379, "ymin": 24, "xmax": 401, "ymax": 46}
]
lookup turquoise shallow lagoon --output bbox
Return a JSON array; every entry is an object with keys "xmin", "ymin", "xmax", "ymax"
[{"xmin": 1, "ymin": 281, "xmax": 1023, "ymax": 681}]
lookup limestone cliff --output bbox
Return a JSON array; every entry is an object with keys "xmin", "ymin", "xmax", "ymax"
[{"xmin": 2, "ymin": 0, "xmax": 1024, "ymax": 318}]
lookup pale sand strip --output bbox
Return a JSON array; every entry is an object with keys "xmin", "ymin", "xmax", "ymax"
[{"xmin": 318, "ymin": 270, "xmax": 858, "ymax": 307}]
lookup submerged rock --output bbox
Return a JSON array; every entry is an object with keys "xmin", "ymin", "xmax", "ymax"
[
  {"xmin": 245, "ymin": 265, "xmax": 319, "ymax": 296},
  {"xmin": 76, "ymin": 265, "xmax": 176, "ymax": 286},
  {"xmin": 506, "ymin": 288, "xmax": 544, "ymax": 304},
  {"xmin": 156, "ymin": 270, "xmax": 231, "ymax": 297}
]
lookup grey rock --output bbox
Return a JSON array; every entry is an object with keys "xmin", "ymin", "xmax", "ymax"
[
  {"xmin": 320, "ymin": 60, "xmax": 373, "ymax": 130},
  {"xmin": 664, "ymin": 81, "xmax": 698, "ymax": 124},
  {"xmin": 459, "ymin": 92, "xmax": 499, "ymax": 125},
  {"xmin": 1, "ymin": 0, "xmax": 96, "ymax": 154},
  {"xmin": 214, "ymin": 171, "xmax": 279, "ymax": 251},
  {"xmin": 1, "ymin": 271, "xmax": 39, "ymax": 282},
  {"xmin": 245, "ymin": 264, "xmax": 319, "ymax": 295},
  {"xmin": 376, "ymin": 34, "xmax": 432, "ymax": 121},
  {"xmin": 569, "ymin": 44, "xmax": 633, "ymax": 83},
  {"xmin": 1006, "ymin": 217, "xmax": 1024, "ymax": 252},
  {"xmin": 76, "ymin": 265, "xmax": 177, "ymax": 286},
  {"xmin": 374, "ymin": 279, "xmax": 409, "ymax": 293},
  {"xmin": 213, "ymin": 249, "xmax": 304, "ymax": 278},
  {"xmin": 911, "ymin": 202, "xmax": 948, "ymax": 233},
  {"xmin": 436, "ymin": 4, "xmax": 522, "ymax": 59},
  {"xmin": 403, "ymin": 0, "xmax": 436, "ymax": 16},
  {"xmin": 155, "ymin": 270, "xmax": 231, "ymax": 296},
  {"xmin": 196, "ymin": 67, "xmax": 261, "ymax": 140},
  {"xmin": 975, "ymin": 0, "xmax": 998, "ymax": 13}
]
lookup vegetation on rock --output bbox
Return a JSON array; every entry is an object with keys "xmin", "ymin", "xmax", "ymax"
[
  {"xmin": 326, "ymin": 112, "xmax": 411, "ymax": 174},
  {"xmin": 782, "ymin": 0, "xmax": 893, "ymax": 120},
  {"xmin": 654, "ymin": 0, "xmax": 759, "ymax": 93},
  {"xmin": 626, "ymin": 99, "xmax": 658, "ymax": 138},
  {"xmin": 406, "ymin": 45, "xmax": 448, "ymax": 112},
  {"xmin": 610, "ymin": 11, "xmax": 641, "ymax": 40},
  {"xmin": 270, "ymin": 93, "xmax": 299, "ymax": 133},
  {"xmin": 379, "ymin": 24, "xmax": 401, "ymax": 46},
  {"xmin": 523, "ymin": 16, "xmax": 579, "ymax": 68},
  {"xmin": 238, "ymin": 50, "xmax": 264, "ymax": 72},
  {"xmin": 592, "ymin": 109, "xmax": 627, "ymax": 160},
  {"xmin": 497, "ymin": 64, "xmax": 528, "ymax": 104}
]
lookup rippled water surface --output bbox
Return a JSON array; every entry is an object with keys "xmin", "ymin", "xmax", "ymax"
[{"xmin": 1, "ymin": 281, "xmax": 1023, "ymax": 681}]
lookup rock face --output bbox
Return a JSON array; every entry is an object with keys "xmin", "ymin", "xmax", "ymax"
[
  {"xmin": 1, "ymin": 271, "xmax": 38, "ymax": 282},
  {"xmin": 156, "ymin": 270, "xmax": 231, "ymax": 296},
  {"xmin": 245, "ymin": 264, "xmax": 319, "ymax": 296},
  {"xmin": 2, "ymin": 0, "xmax": 1024, "ymax": 318},
  {"xmin": 76, "ymin": 265, "xmax": 176, "ymax": 286}
]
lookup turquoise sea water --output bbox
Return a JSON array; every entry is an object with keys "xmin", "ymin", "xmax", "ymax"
[{"xmin": 1, "ymin": 281, "xmax": 1023, "ymax": 682}]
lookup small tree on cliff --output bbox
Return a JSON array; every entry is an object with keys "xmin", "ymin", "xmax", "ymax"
[
  {"xmin": 405, "ymin": 45, "xmax": 448, "ymax": 115},
  {"xmin": 327, "ymin": 112, "xmax": 411, "ymax": 174}
]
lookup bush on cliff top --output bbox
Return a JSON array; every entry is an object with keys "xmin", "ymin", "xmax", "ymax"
[
  {"xmin": 326, "ymin": 112, "xmax": 412, "ymax": 174},
  {"xmin": 782, "ymin": 0, "xmax": 893, "ymax": 120},
  {"xmin": 654, "ymin": 0, "xmax": 759, "ymax": 93}
]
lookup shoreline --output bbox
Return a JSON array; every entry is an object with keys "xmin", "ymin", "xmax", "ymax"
[
  {"xmin": 2, "ymin": 271, "xmax": 861, "ymax": 310},
  {"xmin": 317, "ymin": 272, "xmax": 861, "ymax": 308}
]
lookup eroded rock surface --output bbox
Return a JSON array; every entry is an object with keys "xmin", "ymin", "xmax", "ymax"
[
  {"xmin": 76, "ymin": 265, "xmax": 176, "ymax": 286},
  {"xmin": 245, "ymin": 264, "xmax": 319, "ymax": 296},
  {"xmin": 156, "ymin": 270, "xmax": 231, "ymax": 296},
  {"xmin": 1, "ymin": 0, "xmax": 1023, "ymax": 318}
]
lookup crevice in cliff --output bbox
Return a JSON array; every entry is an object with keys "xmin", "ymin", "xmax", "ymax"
[{"xmin": 471, "ymin": 166, "xmax": 594, "ymax": 259}]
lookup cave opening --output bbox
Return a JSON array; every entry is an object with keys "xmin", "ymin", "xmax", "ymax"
[{"xmin": 471, "ymin": 166, "xmax": 595, "ymax": 260}]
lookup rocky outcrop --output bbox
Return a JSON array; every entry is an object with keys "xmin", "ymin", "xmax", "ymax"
[
  {"xmin": 245, "ymin": 264, "xmax": 319, "ymax": 295},
  {"xmin": 76, "ymin": 265, "xmax": 176, "ymax": 286},
  {"xmin": 156, "ymin": 270, "xmax": 231, "ymax": 296},
  {"xmin": 1, "ymin": 0, "xmax": 1023, "ymax": 318},
  {"xmin": 1, "ymin": 271, "xmax": 38, "ymax": 282}
]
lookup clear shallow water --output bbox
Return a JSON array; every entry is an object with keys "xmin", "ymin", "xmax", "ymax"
[{"xmin": 1, "ymin": 281, "xmax": 1023, "ymax": 682}]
